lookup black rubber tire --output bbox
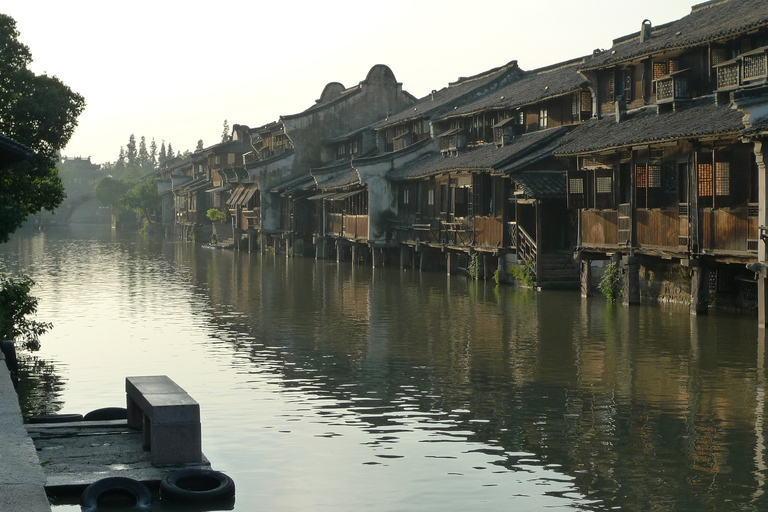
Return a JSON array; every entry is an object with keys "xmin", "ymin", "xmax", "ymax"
[
  {"xmin": 160, "ymin": 468, "xmax": 235, "ymax": 503},
  {"xmin": 83, "ymin": 407, "xmax": 127, "ymax": 421},
  {"xmin": 79, "ymin": 476, "xmax": 151, "ymax": 511},
  {"xmin": 27, "ymin": 413, "xmax": 83, "ymax": 424}
]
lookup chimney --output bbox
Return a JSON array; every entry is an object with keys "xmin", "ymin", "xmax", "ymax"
[{"xmin": 640, "ymin": 19, "xmax": 652, "ymax": 42}]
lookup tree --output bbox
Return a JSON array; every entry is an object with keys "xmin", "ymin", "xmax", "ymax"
[
  {"xmin": 0, "ymin": 274, "xmax": 51, "ymax": 352},
  {"xmin": 221, "ymin": 120, "xmax": 230, "ymax": 143},
  {"xmin": 149, "ymin": 138, "xmax": 157, "ymax": 169},
  {"xmin": 120, "ymin": 179, "xmax": 160, "ymax": 225},
  {"xmin": 0, "ymin": 14, "xmax": 85, "ymax": 243},
  {"xmin": 196, "ymin": 139, "xmax": 204, "ymax": 152},
  {"xmin": 95, "ymin": 176, "xmax": 130, "ymax": 210},
  {"xmin": 158, "ymin": 141, "xmax": 167, "ymax": 166},
  {"xmin": 167, "ymin": 142, "xmax": 174, "ymax": 161}
]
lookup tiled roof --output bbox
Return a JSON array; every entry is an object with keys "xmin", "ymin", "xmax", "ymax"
[
  {"xmin": 388, "ymin": 126, "xmax": 568, "ymax": 180},
  {"xmin": 554, "ymin": 97, "xmax": 745, "ymax": 155},
  {"xmin": 0, "ymin": 134, "xmax": 33, "ymax": 168},
  {"xmin": 268, "ymin": 173, "xmax": 314, "ymax": 195},
  {"xmin": 312, "ymin": 161, "xmax": 360, "ymax": 190},
  {"xmin": 511, "ymin": 171, "xmax": 566, "ymax": 198},
  {"xmin": 374, "ymin": 61, "xmax": 522, "ymax": 129},
  {"xmin": 580, "ymin": 0, "xmax": 768, "ymax": 71},
  {"xmin": 444, "ymin": 59, "xmax": 589, "ymax": 119}
]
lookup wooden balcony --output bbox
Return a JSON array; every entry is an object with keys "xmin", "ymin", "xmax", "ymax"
[
  {"xmin": 327, "ymin": 213, "xmax": 368, "ymax": 239},
  {"xmin": 655, "ymin": 70, "xmax": 690, "ymax": 102},
  {"xmin": 636, "ymin": 208, "xmax": 679, "ymax": 248},
  {"xmin": 473, "ymin": 216, "xmax": 504, "ymax": 248},
  {"xmin": 699, "ymin": 208, "xmax": 757, "ymax": 254},
  {"xmin": 716, "ymin": 60, "xmax": 741, "ymax": 90},
  {"xmin": 580, "ymin": 209, "xmax": 618, "ymax": 247}
]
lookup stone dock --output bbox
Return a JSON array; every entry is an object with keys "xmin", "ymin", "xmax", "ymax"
[
  {"xmin": 1, "ymin": 354, "xmax": 211, "ymax": 510},
  {"xmin": 0, "ymin": 351, "xmax": 51, "ymax": 512}
]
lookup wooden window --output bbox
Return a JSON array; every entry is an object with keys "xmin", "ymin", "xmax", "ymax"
[
  {"xmin": 698, "ymin": 162, "xmax": 714, "ymax": 198},
  {"xmin": 715, "ymin": 162, "xmax": 730, "ymax": 196},
  {"xmin": 637, "ymin": 164, "xmax": 662, "ymax": 208},
  {"xmin": 539, "ymin": 107, "xmax": 548, "ymax": 129},
  {"xmin": 403, "ymin": 188, "xmax": 410, "ymax": 205},
  {"xmin": 427, "ymin": 188, "xmax": 435, "ymax": 206},
  {"xmin": 653, "ymin": 62, "xmax": 668, "ymax": 80},
  {"xmin": 567, "ymin": 170, "xmax": 587, "ymax": 209},
  {"xmin": 594, "ymin": 169, "xmax": 614, "ymax": 209}
]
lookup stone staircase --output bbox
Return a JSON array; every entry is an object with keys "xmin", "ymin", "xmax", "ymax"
[{"xmin": 536, "ymin": 250, "xmax": 580, "ymax": 290}]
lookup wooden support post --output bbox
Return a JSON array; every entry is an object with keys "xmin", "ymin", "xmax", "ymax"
[
  {"xmin": 756, "ymin": 140, "xmax": 768, "ymax": 327},
  {"xmin": 690, "ymin": 263, "xmax": 709, "ymax": 315},
  {"xmin": 580, "ymin": 259, "xmax": 592, "ymax": 297},
  {"xmin": 622, "ymin": 255, "xmax": 640, "ymax": 305},
  {"xmin": 372, "ymin": 247, "xmax": 384, "ymax": 268}
]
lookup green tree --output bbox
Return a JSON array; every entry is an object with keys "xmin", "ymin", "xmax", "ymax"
[
  {"xmin": 221, "ymin": 120, "xmax": 230, "ymax": 143},
  {"xmin": 0, "ymin": 274, "xmax": 51, "ymax": 351},
  {"xmin": 94, "ymin": 176, "xmax": 130, "ymax": 211},
  {"xmin": 0, "ymin": 14, "xmax": 85, "ymax": 243},
  {"xmin": 120, "ymin": 179, "xmax": 159, "ymax": 225},
  {"xmin": 149, "ymin": 138, "xmax": 157, "ymax": 168},
  {"xmin": 158, "ymin": 141, "xmax": 167, "ymax": 166},
  {"xmin": 196, "ymin": 139, "xmax": 204, "ymax": 152}
]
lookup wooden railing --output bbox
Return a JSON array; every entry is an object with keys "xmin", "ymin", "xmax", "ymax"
[{"xmin": 517, "ymin": 226, "xmax": 537, "ymax": 272}]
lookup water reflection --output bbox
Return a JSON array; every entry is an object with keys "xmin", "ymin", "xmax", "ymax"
[{"xmin": 1, "ymin": 226, "xmax": 767, "ymax": 511}]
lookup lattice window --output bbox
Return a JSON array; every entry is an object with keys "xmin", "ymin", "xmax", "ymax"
[
  {"xmin": 648, "ymin": 165, "xmax": 661, "ymax": 188},
  {"xmin": 581, "ymin": 91, "xmax": 592, "ymax": 112},
  {"xmin": 668, "ymin": 60, "xmax": 680, "ymax": 73},
  {"xmin": 715, "ymin": 162, "xmax": 730, "ymax": 195},
  {"xmin": 636, "ymin": 165, "xmax": 647, "ymax": 188},
  {"xmin": 698, "ymin": 163, "xmax": 713, "ymax": 197},
  {"xmin": 657, "ymin": 77, "xmax": 674, "ymax": 100},
  {"xmin": 569, "ymin": 178, "xmax": 584, "ymax": 194},
  {"xmin": 653, "ymin": 62, "xmax": 668, "ymax": 79},
  {"xmin": 596, "ymin": 176, "xmax": 612, "ymax": 194}
]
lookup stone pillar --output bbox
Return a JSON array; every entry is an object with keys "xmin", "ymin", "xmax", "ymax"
[
  {"xmin": 419, "ymin": 247, "xmax": 427, "ymax": 272},
  {"xmin": 260, "ymin": 233, "xmax": 268, "ymax": 254},
  {"xmin": 285, "ymin": 236, "xmax": 292, "ymax": 258},
  {"xmin": 580, "ymin": 259, "xmax": 592, "ymax": 297},
  {"xmin": 372, "ymin": 247, "xmax": 384, "ymax": 268},
  {"xmin": 446, "ymin": 252, "xmax": 458, "ymax": 275},
  {"xmin": 400, "ymin": 246, "xmax": 412, "ymax": 268},
  {"xmin": 351, "ymin": 244, "xmax": 359, "ymax": 266},
  {"xmin": 690, "ymin": 262, "xmax": 709, "ymax": 315},
  {"xmin": 622, "ymin": 255, "xmax": 640, "ymax": 305},
  {"xmin": 315, "ymin": 236, "xmax": 330, "ymax": 260},
  {"xmin": 497, "ymin": 256, "xmax": 506, "ymax": 284}
]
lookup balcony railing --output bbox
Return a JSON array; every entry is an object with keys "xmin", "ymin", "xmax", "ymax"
[{"xmin": 655, "ymin": 70, "xmax": 690, "ymax": 102}]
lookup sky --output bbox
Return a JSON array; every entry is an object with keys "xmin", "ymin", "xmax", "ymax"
[{"xmin": 9, "ymin": 0, "xmax": 697, "ymax": 165}]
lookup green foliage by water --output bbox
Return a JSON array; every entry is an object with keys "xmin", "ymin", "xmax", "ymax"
[
  {"xmin": 120, "ymin": 179, "xmax": 160, "ymax": 225},
  {"xmin": 598, "ymin": 262, "xmax": 623, "ymax": 302},
  {"xmin": 508, "ymin": 259, "xmax": 536, "ymax": 287},
  {"xmin": 467, "ymin": 254, "xmax": 480, "ymax": 280},
  {"xmin": 0, "ymin": 274, "xmax": 51, "ymax": 351}
]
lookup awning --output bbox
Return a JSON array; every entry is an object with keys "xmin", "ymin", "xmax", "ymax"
[
  {"xmin": 227, "ymin": 186, "xmax": 247, "ymax": 205},
  {"xmin": 308, "ymin": 192, "xmax": 336, "ymax": 201},
  {"xmin": 206, "ymin": 185, "xmax": 231, "ymax": 194}
]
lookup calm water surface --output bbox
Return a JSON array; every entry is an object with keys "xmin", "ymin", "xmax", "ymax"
[{"xmin": 1, "ymin": 225, "xmax": 766, "ymax": 511}]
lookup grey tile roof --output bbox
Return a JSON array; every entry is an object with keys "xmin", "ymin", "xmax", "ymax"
[
  {"xmin": 388, "ymin": 126, "xmax": 568, "ymax": 181},
  {"xmin": 444, "ymin": 58, "xmax": 589, "ymax": 119},
  {"xmin": 0, "ymin": 134, "xmax": 33, "ymax": 168},
  {"xmin": 374, "ymin": 61, "xmax": 522, "ymax": 129},
  {"xmin": 580, "ymin": 0, "xmax": 768, "ymax": 71},
  {"xmin": 312, "ymin": 162, "xmax": 360, "ymax": 190},
  {"xmin": 511, "ymin": 171, "xmax": 566, "ymax": 198},
  {"xmin": 554, "ymin": 97, "xmax": 745, "ymax": 155}
]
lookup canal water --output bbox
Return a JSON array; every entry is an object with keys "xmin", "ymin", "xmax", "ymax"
[{"xmin": 1, "ymin": 224, "xmax": 766, "ymax": 511}]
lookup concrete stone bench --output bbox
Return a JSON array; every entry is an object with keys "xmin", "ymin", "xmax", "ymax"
[{"xmin": 125, "ymin": 375, "xmax": 201, "ymax": 466}]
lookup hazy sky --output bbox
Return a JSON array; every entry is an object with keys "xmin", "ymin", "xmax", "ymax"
[{"xmin": 10, "ymin": 1, "xmax": 696, "ymax": 164}]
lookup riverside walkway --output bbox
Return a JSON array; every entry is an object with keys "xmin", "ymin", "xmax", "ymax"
[{"xmin": 0, "ymin": 351, "xmax": 51, "ymax": 512}]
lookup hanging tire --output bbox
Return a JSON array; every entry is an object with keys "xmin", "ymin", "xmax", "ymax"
[
  {"xmin": 79, "ymin": 476, "xmax": 151, "ymax": 511},
  {"xmin": 83, "ymin": 407, "xmax": 127, "ymax": 421},
  {"xmin": 27, "ymin": 413, "xmax": 83, "ymax": 424},
  {"xmin": 160, "ymin": 468, "xmax": 235, "ymax": 503}
]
